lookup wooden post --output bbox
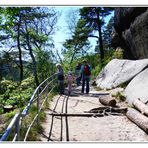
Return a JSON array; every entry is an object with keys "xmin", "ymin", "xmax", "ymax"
[
  {"xmin": 126, "ymin": 108, "xmax": 148, "ymax": 134},
  {"xmin": 133, "ymin": 98, "xmax": 148, "ymax": 116},
  {"xmin": 99, "ymin": 96, "xmax": 116, "ymax": 107}
]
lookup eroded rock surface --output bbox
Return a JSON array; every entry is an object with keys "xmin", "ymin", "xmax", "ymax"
[
  {"xmin": 125, "ymin": 68, "xmax": 148, "ymax": 105},
  {"xmin": 96, "ymin": 59, "xmax": 148, "ymax": 89}
]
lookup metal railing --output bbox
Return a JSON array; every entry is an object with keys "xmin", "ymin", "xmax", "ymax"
[{"xmin": 0, "ymin": 73, "xmax": 57, "ymax": 141}]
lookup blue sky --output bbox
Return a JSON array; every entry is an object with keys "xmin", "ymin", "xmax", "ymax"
[
  {"xmin": 53, "ymin": 6, "xmax": 81, "ymax": 50},
  {"xmin": 53, "ymin": 6, "xmax": 114, "ymax": 55}
]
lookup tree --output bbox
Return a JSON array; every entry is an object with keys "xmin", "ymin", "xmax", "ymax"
[
  {"xmin": 0, "ymin": 7, "xmax": 59, "ymax": 86},
  {"xmin": 103, "ymin": 16, "xmax": 114, "ymax": 50},
  {"xmin": 63, "ymin": 19, "xmax": 91, "ymax": 67},
  {"xmin": 79, "ymin": 7, "xmax": 114, "ymax": 67}
]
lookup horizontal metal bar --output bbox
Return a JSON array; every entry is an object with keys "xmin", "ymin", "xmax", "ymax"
[{"xmin": 47, "ymin": 112, "xmax": 104, "ymax": 117}]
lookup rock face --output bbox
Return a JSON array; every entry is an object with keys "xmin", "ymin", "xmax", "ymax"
[
  {"xmin": 112, "ymin": 7, "xmax": 148, "ymax": 59},
  {"xmin": 96, "ymin": 59, "xmax": 148, "ymax": 89},
  {"xmin": 124, "ymin": 68, "xmax": 148, "ymax": 105}
]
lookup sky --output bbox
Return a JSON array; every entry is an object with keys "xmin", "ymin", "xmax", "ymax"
[
  {"xmin": 53, "ymin": 6, "xmax": 81, "ymax": 50},
  {"xmin": 52, "ymin": 6, "xmax": 114, "ymax": 56}
]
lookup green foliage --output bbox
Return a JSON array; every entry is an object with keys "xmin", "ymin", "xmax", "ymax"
[
  {"xmin": 35, "ymin": 49, "xmax": 56, "ymax": 82},
  {"xmin": 4, "ymin": 110, "xmax": 17, "ymax": 121},
  {"xmin": 0, "ymin": 76, "xmax": 35, "ymax": 114},
  {"xmin": 0, "ymin": 79, "xmax": 18, "ymax": 94},
  {"xmin": 113, "ymin": 47, "xmax": 124, "ymax": 59},
  {"xmin": 112, "ymin": 92, "xmax": 126, "ymax": 101},
  {"xmin": 20, "ymin": 76, "xmax": 34, "ymax": 90}
]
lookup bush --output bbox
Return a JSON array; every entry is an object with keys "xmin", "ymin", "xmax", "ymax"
[
  {"xmin": 0, "ymin": 76, "xmax": 35, "ymax": 115},
  {"xmin": 112, "ymin": 91, "xmax": 126, "ymax": 101},
  {"xmin": 20, "ymin": 76, "xmax": 34, "ymax": 90},
  {"xmin": 0, "ymin": 80, "xmax": 18, "ymax": 94}
]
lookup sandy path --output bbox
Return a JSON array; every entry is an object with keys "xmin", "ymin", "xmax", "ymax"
[{"xmin": 40, "ymin": 86, "xmax": 148, "ymax": 142}]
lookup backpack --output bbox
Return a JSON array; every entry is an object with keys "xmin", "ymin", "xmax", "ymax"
[{"xmin": 84, "ymin": 65, "xmax": 91, "ymax": 76}]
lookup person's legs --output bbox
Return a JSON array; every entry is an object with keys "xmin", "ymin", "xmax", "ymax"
[
  {"xmin": 76, "ymin": 77, "xmax": 79, "ymax": 86},
  {"xmin": 82, "ymin": 78, "xmax": 85, "ymax": 94},
  {"xmin": 78, "ymin": 76, "xmax": 81, "ymax": 85},
  {"xmin": 86, "ymin": 78, "xmax": 90, "ymax": 94},
  {"xmin": 59, "ymin": 81, "xmax": 64, "ymax": 94},
  {"xmin": 68, "ymin": 81, "xmax": 72, "ymax": 94}
]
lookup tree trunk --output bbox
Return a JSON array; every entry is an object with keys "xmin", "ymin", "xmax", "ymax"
[
  {"xmin": 96, "ymin": 12, "xmax": 104, "ymax": 68},
  {"xmin": 133, "ymin": 98, "xmax": 148, "ymax": 116},
  {"xmin": 17, "ymin": 17, "xmax": 23, "ymax": 83},
  {"xmin": 29, "ymin": 47, "xmax": 39, "ymax": 87},
  {"xmin": 25, "ymin": 19, "xmax": 39, "ymax": 87},
  {"xmin": 126, "ymin": 108, "xmax": 148, "ymax": 134},
  {"xmin": 99, "ymin": 96, "xmax": 116, "ymax": 107}
]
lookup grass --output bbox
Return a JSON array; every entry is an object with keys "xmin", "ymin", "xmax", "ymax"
[
  {"xmin": 94, "ymin": 86, "xmax": 103, "ymax": 91},
  {"xmin": 112, "ymin": 91, "xmax": 126, "ymax": 102}
]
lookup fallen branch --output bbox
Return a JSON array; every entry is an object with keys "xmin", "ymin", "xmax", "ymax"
[
  {"xmin": 133, "ymin": 98, "xmax": 148, "ymax": 116},
  {"xmin": 47, "ymin": 112, "xmax": 104, "ymax": 117},
  {"xmin": 85, "ymin": 106, "xmax": 127, "ymax": 114},
  {"xmin": 126, "ymin": 108, "xmax": 148, "ymax": 134},
  {"xmin": 99, "ymin": 96, "xmax": 116, "ymax": 107}
]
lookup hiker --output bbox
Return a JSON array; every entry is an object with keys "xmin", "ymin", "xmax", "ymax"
[
  {"xmin": 81, "ymin": 60, "xmax": 91, "ymax": 94},
  {"xmin": 56, "ymin": 63, "xmax": 64, "ymax": 95},
  {"xmin": 75, "ymin": 62, "xmax": 82, "ymax": 86},
  {"xmin": 67, "ymin": 70, "xmax": 73, "ymax": 95}
]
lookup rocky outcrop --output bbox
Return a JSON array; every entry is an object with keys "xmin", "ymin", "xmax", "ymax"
[
  {"xmin": 96, "ymin": 59, "xmax": 148, "ymax": 89},
  {"xmin": 112, "ymin": 7, "xmax": 148, "ymax": 59},
  {"xmin": 124, "ymin": 68, "xmax": 148, "ymax": 105}
]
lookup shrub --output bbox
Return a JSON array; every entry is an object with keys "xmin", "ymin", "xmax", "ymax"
[
  {"xmin": 0, "ymin": 80, "xmax": 18, "ymax": 94},
  {"xmin": 20, "ymin": 76, "xmax": 34, "ymax": 90},
  {"xmin": 112, "ymin": 91, "xmax": 126, "ymax": 101}
]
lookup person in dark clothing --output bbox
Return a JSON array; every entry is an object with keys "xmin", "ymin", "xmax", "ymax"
[
  {"xmin": 56, "ymin": 63, "xmax": 64, "ymax": 95},
  {"xmin": 81, "ymin": 60, "xmax": 91, "ymax": 94},
  {"xmin": 75, "ymin": 62, "xmax": 81, "ymax": 86}
]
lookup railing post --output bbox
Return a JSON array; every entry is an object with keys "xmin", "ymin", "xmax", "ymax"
[
  {"xmin": 46, "ymin": 80, "xmax": 48, "ymax": 104},
  {"xmin": 37, "ymin": 90, "xmax": 40, "ymax": 128},
  {"xmin": 15, "ymin": 114, "xmax": 20, "ymax": 141}
]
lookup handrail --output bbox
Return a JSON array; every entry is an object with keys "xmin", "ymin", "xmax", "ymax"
[
  {"xmin": 0, "ymin": 113, "xmax": 20, "ymax": 141},
  {"xmin": 23, "ymin": 85, "xmax": 56, "ymax": 141},
  {"xmin": 22, "ymin": 74, "xmax": 56, "ymax": 116},
  {"xmin": 0, "ymin": 73, "xmax": 57, "ymax": 141}
]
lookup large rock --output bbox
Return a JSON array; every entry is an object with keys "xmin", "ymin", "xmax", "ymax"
[
  {"xmin": 114, "ymin": 7, "xmax": 147, "ymax": 33},
  {"xmin": 96, "ymin": 59, "xmax": 148, "ymax": 89},
  {"xmin": 125, "ymin": 68, "xmax": 148, "ymax": 105},
  {"xmin": 112, "ymin": 8, "xmax": 148, "ymax": 59}
]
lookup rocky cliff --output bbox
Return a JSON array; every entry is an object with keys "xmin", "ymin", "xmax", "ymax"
[{"xmin": 112, "ymin": 7, "xmax": 148, "ymax": 59}]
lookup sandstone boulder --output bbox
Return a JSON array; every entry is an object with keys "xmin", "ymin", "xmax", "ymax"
[
  {"xmin": 96, "ymin": 59, "xmax": 148, "ymax": 89},
  {"xmin": 124, "ymin": 68, "xmax": 148, "ymax": 105},
  {"xmin": 112, "ymin": 8, "xmax": 148, "ymax": 59}
]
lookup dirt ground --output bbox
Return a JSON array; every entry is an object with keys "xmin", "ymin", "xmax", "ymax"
[{"xmin": 40, "ymin": 86, "xmax": 148, "ymax": 142}]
